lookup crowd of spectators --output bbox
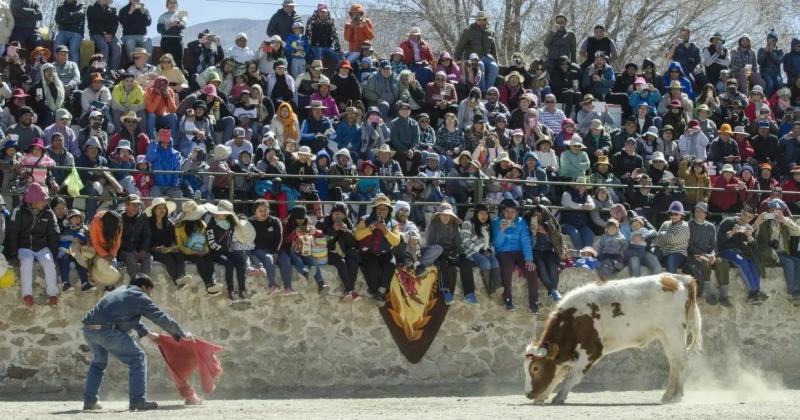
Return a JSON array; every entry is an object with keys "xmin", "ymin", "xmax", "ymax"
[{"xmin": 2, "ymin": 1, "xmax": 800, "ymax": 313}]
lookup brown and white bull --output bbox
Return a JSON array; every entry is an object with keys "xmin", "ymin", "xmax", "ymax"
[{"xmin": 523, "ymin": 274, "xmax": 702, "ymax": 404}]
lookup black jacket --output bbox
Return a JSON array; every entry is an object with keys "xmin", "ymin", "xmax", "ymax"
[
  {"xmin": 87, "ymin": 2, "xmax": 118, "ymax": 36},
  {"xmin": 10, "ymin": 0, "xmax": 43, "ymax": 29},
  {"xmin": 121, "ymin": 210, "xmax": 151, "ymax": 252},
  {"xmin": 55, "ymin": 1, "xmax": 86, "ymax": 34},
  {"xmin": 7, "ymin": 204, "xmax": 60, "ymax": 255},
  {"xmin": 250, "ymin": 215, "xmax": 282, "ymax": 253},
  {"xmin": 317, "ymin": 214, "xmax": 357, "ymax": 252},
  {"xmin": 267, "ymin": 8, "xmax": 301, "ymax": 41},
  {"xmin": 206, "ymin": 218, "xmax": 233, "ymax": 253},
  {"xmin": 118, "ymin": 4, "xmax": 151, "ymax": 36},
  {"xmin": 284, "ymin": 154, "xmax": 317, "ymax": 191},
  {"xmin": 187, "ymin": 40, "xmax": 224, "ymax": 75},
  {"xmin": 331, "ymin": 73, "xmax": 362, "ymax": 104}
]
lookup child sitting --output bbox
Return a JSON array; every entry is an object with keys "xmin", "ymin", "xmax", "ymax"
[
  {"xmin": 133, "ymin": 155, "xmax": 153, "ymax": 201},
  {"xmin": 108, "ymin": 140, "xmax": 137, "ymax": 195},
  {"xmin": 353, "ymin": 160, "xmax": 379, "ymax": 217},
  {"xmin": 58, "ymin": 209, "xmax": 93, "ymax": 292},
  {"xmin": 573, "ymin": 246, "xmax": 600, "ymax": 270},
  {"xmin": 624, "ymin": 216, "xmax": 655, "ymax": 261},
  {"xmin": 19, "ymin": 138, "xmax": 55, "ymax": 187},
  {"xmin": 501, "ymin": 164, "xmax": 524, "ymax": 200},
  {"xmin": 597, "ymin": 219, "xmax": 627, "ymax": 278},
  {"xmin": 229, "ymin": 73, "xmax": 249, "ymax": 101},
  {"xmin": 389, "ymin": 47, "xmax": 408, "ymax": 76}
]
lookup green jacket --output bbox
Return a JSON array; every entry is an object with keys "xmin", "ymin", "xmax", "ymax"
[{"xmin": 454, "ymin": 23, "xmax": 497, "ymax": 60}]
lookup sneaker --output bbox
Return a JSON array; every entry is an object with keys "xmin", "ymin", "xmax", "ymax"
[
  {"xmin": 317, "ymin": 282, "xmax": 329, "ymax": 294},
  {"xmin": 238, "ymin": 290, "xmax": 250, "ymax": 301},
  {"xmin": 227, "ymin": 290, "xmax": 237, "ymax": 302},
  {"xmin": 23, "ymin": 295, "xmax": 34, "ymax": 307},
  {"xmin": 465, "ymin": 293, "xmax": 478, "ymax": 304},
  {"xmin": 206, "ymin": 283, "xmax": 223, "ymax": 295},
  {"xmin": 504, "ymin": 300, "xmax": 516, "ymax": 311},
  {"xmin": 129, "ymin": 401, "xmax": 159, "ymax": 411},
  {"xmin": 372, "ymin": 293, "xmax": 386, "ymax": 307},
  {"xmin": 746, "ymin": 291, "xmax": 760, "ymax": 304},
  {"xmin": 349, "ymin": 290, "xmax": 361, "ymax": 301},
  {"xmin": 719, "ymin": 296, "xmax": 733, "ymax": 307},
  {"xmin": 269, "ymin": 286, "xmax": 280, "ymax": 296},
  {"xmin": 529, "ymin": 302, "xmax": 540, "ymax": 314},
  {"xmin": 81, "ymin": 283, "xmax": 96, "ymax": 293},
  {"xmin": 443, "ymin": 290, "xmax": 454, "ymax": 305},
  {"xmin": 705, "ymin": 294, "xmax": 718, "ymax": 305},
  {"xmin": 83, "ymin": 401, "xmax": 103, "ymax": 411},
  {"xmin": 62, "ymin": 283, "xmax": 73, "ymax": 293},
  {"xmin": 283, "ymin": 288, "xmax": 298, "ymax": 296},
  {"xmin": 756, "ymin": 291, "xmax": 769, "ymax": 301},
  {"xmin": 48, "ymin": 296, "xmax": 59, "ymax": 306},
  {"xmin": 549, "ymin": 289, "xmax": 562, "ymax": 303}
]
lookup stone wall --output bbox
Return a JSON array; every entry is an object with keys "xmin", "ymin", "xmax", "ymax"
[{"xmin": 1, "ymin": 265, "xmax": 799, "ymax": 398}]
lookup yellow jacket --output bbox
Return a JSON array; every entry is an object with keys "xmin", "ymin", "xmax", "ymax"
[
  {"xmin": 678, "ymin": 159, "xmax": 711, "ymax": 205},
  {"xmin": 175, "ymin": 221, "xmax": 210, "ymax": 255},
  {"xmin": 111, "ymin": 83, "xmax": 145, "ymax": 113}
]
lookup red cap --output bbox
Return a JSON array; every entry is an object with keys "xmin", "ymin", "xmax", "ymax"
[{"xmin": 688, "ymin": 120, "xmax": 699, "ymax": 128}]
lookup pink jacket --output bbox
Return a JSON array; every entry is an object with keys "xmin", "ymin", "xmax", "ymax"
[{"xmin": 310, "ymin": 93, "xmax": 340, "ymax": 119}]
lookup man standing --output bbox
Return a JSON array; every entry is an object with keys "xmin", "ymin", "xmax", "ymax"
[
  {"xmin": 82, "ymin": 274, "xmax": 195, "ymax": 411},
  {"xmin": 267, "ymin": 0, "xmax": 301, "ymax": 42},
  {"xmin": 54, "ymin": 0, "xmax": 86, "ymax": 64},
  {"xmin": 9, "ymin": 0, "xmax": 42, "ymax": 51},
  {"xmin": 666, "ymin": 28, "xmax": 701, "ymax": 84},
  {"xmin": 118, "ymin": 0, "xmax": 152, "ymax": 66},
  {"xmin": 543, "ymin": 15, "xmax": 576, "ymax": 72},
  {"xmin": 491, "ymin": 198, "xmax": 540, "ymax": 313},
  {"xmin": 454, "ymin": 11, "xmax": 498, "ymax": 93},
  {"xmin": 87, "ymin": 0, "xmax": 121, "ymax": 69},
  {"xmin": 119, "ymin": 194, "xmax": 151, "ymax": 279},
  {"xmin": 579, "ymin": 25, "xmax": 617, "ymax": 69}
]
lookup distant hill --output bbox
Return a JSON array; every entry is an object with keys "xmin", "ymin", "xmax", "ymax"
[{"xmin": 152, "ymin": 18, "xmax": 271, "ymax": 49}]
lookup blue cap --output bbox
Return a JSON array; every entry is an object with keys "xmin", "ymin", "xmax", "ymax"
[
  {"xmin": 379, "ymin": 59, "xmax": 391, "ymax": 69},
  {"xmin": 768, "ymin": 198, "xmax": 784, "ymax": 210}
]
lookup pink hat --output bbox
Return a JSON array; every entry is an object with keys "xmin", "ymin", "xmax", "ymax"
[
  {"xmin": 634, "ymin": 77, "xmax": 647, "ymax": 86},
  {"xmin": 201, "ymin": 84, "xmax": 217, "ymax": 97},
  {"xmin": 158, "ymin": 128, "xmax": 172, "ymax": 143},
  {"xmin": 317, "ymin": 3, "xmax": 328, "ymax": 12},
  {"xmin": 512, "ymin": 128, "xmax": 524, "ymax": 136},
  {"xmin": 28, "ymin": 137, "xmax": 45, "ymax": 151},
  {"xmin": 136, "ymin": 155, "xmax": 148, "ymax": 165},
  {"xmin": 24, "ymin": 182, "xmax": 49, "ymax": 204}
]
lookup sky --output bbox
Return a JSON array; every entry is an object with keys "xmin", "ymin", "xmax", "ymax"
[{"xmin": 134, "ymin": 0, "xmax": 325, "ymax": 36}]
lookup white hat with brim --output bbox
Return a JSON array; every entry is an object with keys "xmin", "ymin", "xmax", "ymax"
[
  {"xmin": 208, "ymin": 200, "xmax": 239, "ymax": 223},
  {"xmin": 650, "ymin": 151, "xmax": 667, "ymax": 164},
  {"xmin": 91, "ymin": 258, "xmax": 121, "ymax": 286},
  {"xmin": 721, "ymin": 164, "xmax": 735, "ymax": 173},
  {"xmin": 145, "ymin": 197, "xmax": 177, "ymax": 217},
  {"xmin": 296, "ymin": 146, "xmax": 313, "ymax": 157},
  {"xmin": 178, "ymin": 200, "xmax": 210, "ymax": 222},
  {"xmin": 234, "ymin": 219, "xmax": 256, "ymax": 243},
  {"xmin": 311, "ymin": 77, "xmax": 337, "ymax": 91},
  {"xmin": 213, "ymin": 144, "xmax": 232, "ymax": 161},
  {"xmin": 568, "ymin": 138, "xmax": 586, "ymax": 149},
  {"xmin": 434, "ymin": 202, "xmax": 462, "ymax": 224},
  {"xmin": 373, "ymin": 144, "xmax": 396, "ymax": 156}
]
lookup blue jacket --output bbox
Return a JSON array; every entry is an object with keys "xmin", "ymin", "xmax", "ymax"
[
  {"xmin": 285, "ymin": 33, "xmax": 311, "ymax": 59},
  {"xmin": 628, "ymin": 89, "xmax": 662, "ymax": 116},
  {"xmin": 492, "ymin": 216, "xmax": 533, "ymax": 261},
  {"xmin": 300, "ymin": 116, "xmax": 333, "ymax": 144},
  {"xmin": 315, "ymin": 150, "xmax": 330, "ymax": 199},
  {"xmin": 522, "ymin": 152, "xmax": 549, "ymax": 199},
  {"xmin": 662, "ymin": 62, "xmax": 695, "ymax": 99},
  {"xmin": 146, "ymin": 140, "xmax": 182, "ymax": 187},
  {"xmin": 333, "ymin": 120, "xmax": 361, "ymax": 151},
  {"xmin": 82, "ymin": 285, "xmax": 186, "ymax": 339}
]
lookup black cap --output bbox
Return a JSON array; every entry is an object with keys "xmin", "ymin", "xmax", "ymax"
[
  {"xmin": 18, "ymin": 106, "xmax": 34, "ymax": 115},
  {"xmin": 500, "ymin": 198, "xmax": 518, "ymax": 209},
  {"xmin": 473, "ymin": 113, "xmax": 485, "ymax": 124}
]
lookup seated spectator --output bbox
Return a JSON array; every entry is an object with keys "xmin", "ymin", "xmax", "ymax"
[
  {"xmin": 491, "ymin": 198, "xmax": 540, "ymax": 312},
  {"xmin": 677, "ymin": 120, "xmax": 709, "ymax": 161},
  {"xmin": 654, "ymin": 201, "xmax": 690, "ymax": 273},
  {"xmin": 118, "ymin": 194, "xmax": 151, "ymax": 280},
  {"xmin": 417, "ymin": 203, "xmax": 470, "ymax": 305},
  {"xmin": 559, "ymin": 137, "xmax": 590, "ymax": 180},
  {"xmin": 145, "ymin": 197, "xmax": 189, "ymax": 287},
  {"xmin": 678, "ymin": 156, "xmax": 711, "ymax": 207},
  {"xmin": 596, "ymin": 219, "xmax": 627, "ymax": 279},
  {"xmin": 156, "ymin": 53, "xmax": 188, "ymax": 93},
  {"xmin": 207, "ymin": 201, "xmax": 250, "ymax": 301},
  {"xmin": 187, "ymin": 29, "xmax": 224, "ymax": 77},
  {"xmin": 754, "ymin": 199, "xmax": 800, "ymax": 302},
  {"xmin": 174, "ymin": 200, "xmax": 223, "ymax": 296},
  {"xmin": 717, "ymin": 206, "xmax": 765, "ymax": 304},
  {"xmin": 400, "ymin": 27, "xmax": 434, "ymax": 86},
  {"xmin": 454, "ymin": 11, "xmax": 498, "ymax": 93},
  {"xmin": 144, "ymin": 76, "xmax": 179, "ymax": 141},
  {"xmin": 110, "ymin": 72, "xmax": 145, "ymax": 131},
  {"xmin": 560, "ymin": 178, "xmax": 595, "ymax": 250},
  {"xmin": 461, "ymin": 203, "xmax": 500, "ymax": 298},
  {"xmin": 354, "ymin": 194, "xmax": 400, "ymax": 306},
  {"xmin": 306, "ymin": 3, "xmax": 341, "ymax": 65},
  {"xmin": 708, "ymin": 123, "xmax": 741, "ymax": 172},
  {"xmin": 127, "ymin": 47, "xmax": 156, "ymax": 87},
  {"xmin": 331, "ymin": 61, "xmax": 361, "ymax": 111},
  {"xmin": 145, "ymin": 128, "xmax": 182, "ymax": 199},
  {"xmin": 80, "ymin": 73, "xmax": 112, "ymax": 119}
]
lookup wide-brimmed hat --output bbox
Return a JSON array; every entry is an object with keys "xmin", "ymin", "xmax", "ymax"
[
  {"xmin": 308, "ymin": 60, "xmax": 326, "ymax": 71},
  {"xmin": 11, "ymin": 88, "xmax": 29, "ymax": 99},
  {"xmin": 338, "ymin": 60, "xmax": 353, "ymax": 70},
  {"xmin": 732, "ymin": 126, "xmax": 750, "ymax": 137},
  {"xmin": 92, "ymin": 258, "xmax": 121, "ymax": 286},
  {"xmin": 504, "ymin": 71, "xmax": 524, "ymax": 83},
  {"xmin": 208, "ymin": 200, "xmax": 239, "ymax": 221},
  {"xmin": 718, "ymin": 124, "xmax": 733, "ymax": 135},
  {"xmin": 372, "ymin": 194, "xmax": 393, "ymax": 211},
  {"xmin": 643, "ymin": 126, "xmax": 659, "ymax": 138},
  {"xmin": 145, "ymin": 197, "xmax": 177, "ymax": 217},
  {"xmin": 120, "ymin": 110, "xmax": 141, "ymax": 123},
  {"xmin": 114, "ymin": 139, "xmax": 133, "ymax": 153},
  {"xmin": 696, "ymin": 104, "xmax": 710, "ymax": 113},
  {"xmin": 213, "ymin": 144, "xmax": 231, "ymax": 161},
  {"xmin": 305, "ymin": 99, "xmax": 327, "ymax": 109},
  {"xmin": 668, "ymin": 80, "xmax": 682, "ymax": 90},
  {"xmin": 296, "ymin": 145, "xmax": 313, "ymax": 157},
  {"xmin": 373, "ymin": 144, "xmax": 396, "ymax": 156},
  {"xmin": 234, "ymin": 218, "xmax": 256, "ymax": 243},
  {"xmin": 580, "ymin": 94, "xmax": 596, "ymax": 104},
  {"xmin": 129, "ymin": 47, "xmax": 149, "ymax": 58},
  {"xmin": 568, "ymin": 138, "xmax": 586, "ymax": 149},
  {"xmin": 31, "ymin": 46, "xmax": 51, "ymax": 60},
  {"xmin": 475, "ymin": 10, "xmax": 489, "ymax": 20},
  {"xmin": 28, "ymin": 137, "xmax": 45, "ymax": 152},
  {"xmin": 492, "ymin": 151, "xmax": 512, "ymax": 164},
  {"xmin": 407, "ymin": 27, "xmax": 422, "ymax": 36},
  {"xmin": 178, "ymin": 200, "xmax": 210, "ymax": 221},
  {"xmin": 311, "ymin": 76, "xmax": 337, "ymax": 91},
  {"xmin": 434, "ymin": 202, "xmax": 462, "ymax": 224},
  {"xmin": 580, "ymin": 246, "xmax": 598, "ymax": 258},
  {"xmin": 721, "ymin": 164, "xmax": 735, "ymax": 173},
  {"xmin": 341, "ymin": 106, "xmax": 362, "ymax": 118},
  {"xmin": 593, "ymin": 155, "xmax": 613, "ymax": 169},
  {"xmin": 650, "ymin": 151, "xmax": 667, "ymax": 164}
]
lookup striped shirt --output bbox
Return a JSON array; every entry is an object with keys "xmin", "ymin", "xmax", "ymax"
[{"xmin": 539, "ymin": 108, "xmax": 566, "ymax": 136}]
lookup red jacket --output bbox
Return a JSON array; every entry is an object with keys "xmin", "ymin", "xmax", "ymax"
[
  {"xmin": 735, "ymin": 137, "xmax": 755, "ymax": 161},
  {"xmin": 710, "ymin": 175, "xmax": 741, "ymax": 211},
  {"xmin": 400, "ymin": 38, "xmax": 434, "ymax": 65},
  {"xmin": 745, "ymin": 99, "xmax": 773, "ymax": 121},
  {"xmin": 108, "ymin": 132, "xmax": 150, "ymax": 156},
  {"xmin": 343, "ymin": 19, "xmax": 374, "ymax": 53},
  {"xmin": 781, "ymin": 178, "xmax": 800, "ymax": 204}
]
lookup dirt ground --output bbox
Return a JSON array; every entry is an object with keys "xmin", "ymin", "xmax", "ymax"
[{"xmin": 11, "ymin": 390, "xmax": 800, "ymax": 419}]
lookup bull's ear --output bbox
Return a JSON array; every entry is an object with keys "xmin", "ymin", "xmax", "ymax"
[{"xmin": 546, "ymin": 343, "xmax": 559, "ymax": 360}]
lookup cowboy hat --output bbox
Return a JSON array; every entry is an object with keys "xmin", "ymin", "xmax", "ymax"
[
  {"xmin": 305, "ymin": 99, "xmax": 328, "ymax": 109},
  {"xmin": 120, "ymin": 110, "xmax": 142, "ymax": 123},
  {"xmin": 311, "ymin": 76, "xmax": 337, "ymax": 91},
  {"xmin": 129, "ymin": 47, "xmax": 149, "ymax": 58},
  {"xmin": 650, "ymin": 151, "xmax": 667, "ymax": 164},
  {"xmin": 234, "ymin": 218, "xmax": 256, "ymax": 244},
  {"xmin": 373, "ymin": 144, "xmax": 396, "ymax": 156},
  {"xmin": 308, "ymin": 60, "xmax": 326, "ymax": 71},
  {"xmin": 732, "ymin": 126, "xmax": 750, "ymax": 137},
  {"xmin": 213, "ymin": 144, "xmax": 232, "ymax": 161},
  {"xmin": 580, "ymin": 94, "xmax": 596, "ymax": 104},
  {"xmin": 372, "ymin": 194, "xmax": 393, "ymax": 211},
  {"xmin": 145, "ymin": 197, "xmax": 177, "ymax": 217},
  {"xmin": 178, "ymin": 200, "xmax": 210, "ymax": 222},
  {"xmin": 718, "ymin": 124, "xmax": 733, "ymax": 135},
  {"xmin": 92, "ymin": 258, "xmax": 121, "ymax": 286},
  {"xmin": 407, "ymin": 27, "xmax": 422, "ymax": 36},
  {"xmin": 593, "ymin": 155, "xmax": 613, "ymax": 169},
  {"xmin": 434, "ymin": 202, "xmax": 462, "ymax": 224},
  {"xmin": 568, "ymin": 138, "xmax": 586, "ymax": 149}
]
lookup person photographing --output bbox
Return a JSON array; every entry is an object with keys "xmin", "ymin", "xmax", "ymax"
[{"xmin": 82, "ymin": 274, "xmax": 195, "ymax": 411}]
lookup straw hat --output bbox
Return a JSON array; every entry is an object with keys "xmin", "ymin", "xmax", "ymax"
[
  {"xmin": 732, "ymin": 126, "xmax": 750, "ymax": 137},
  {"xmin": 407, "ymin": 27, "xmax": 422, "ymax": 36},
  {"xmin": 372, "ymin": 194, "xmax": 393, "ymax": 211},
  {"xmin": 212, "ymin": 144, "xmax": 232, "ymax": 161},
  {"xmin": 305, "ymin": 99, "xmax": 327, "ymax": 109},
  {"xmin": 92, "ymin": 258, "xmax": 121, "ymax": 286},
  {"xmin": 234, "ymin": 218, "xmax": 256, "ymax": 244},
  {"xmin": 120, "ymin": 110, "xmax": 141, "ymax": 123},
  {"xmin": 129, "ymin": 47, "xmax": 149, "ymax": 58},
  {"xmin": 593, "ymin": 155, "xmax": 613, "ymax": 169},
  {"xmin": 433, "ymin": 202, "xmax": 462, "ymax": 224},
  {"xmin": 308, "ymin": 60, "xmax": 326, "ymax": 71},
  {"xmin": 373, "ymin": 144, "xmax": 396, "ymax": 156},
  {"xmin": 493, "ymin": 151, "xmax": 513, "ymax": 164},
  {"xmin": 145, "ymin": 197, "xmax": 177, "ymax": 217},
  {"xmin": 178, "ymin": 200, "xmax": 210, "ymax": 222},
  {"xmin": 311, "ymin": 76, "xmax": 337, "ymax": 91}
]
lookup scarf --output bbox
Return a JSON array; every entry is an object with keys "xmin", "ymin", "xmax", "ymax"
[{"xmin": 277, "ymin": 103, "xmax": 299, "ymax": 140}]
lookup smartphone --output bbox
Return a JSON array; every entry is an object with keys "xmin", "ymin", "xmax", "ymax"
[{"xmin": 764, "ymin": 213, "xmax": 774, "ymax": 220}]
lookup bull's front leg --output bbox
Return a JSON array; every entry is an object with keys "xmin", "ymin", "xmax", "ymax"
[{"xmin": 551, "ymin": 356, "xmax": 590, "ymax": 404}]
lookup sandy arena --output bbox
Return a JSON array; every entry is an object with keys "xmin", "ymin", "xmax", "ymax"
[{"xmin": 7, "ymin": 389, "xmax": 799, "ymax": 419}]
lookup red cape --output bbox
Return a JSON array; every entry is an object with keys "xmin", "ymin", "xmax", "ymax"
[{"xmin": 157, "ymin": 335, "xmax": 224, "ymax": 398}]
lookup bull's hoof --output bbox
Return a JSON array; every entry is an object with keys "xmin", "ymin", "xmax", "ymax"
[
  {"xmin": 661, "ymin": 394, "xmax": 683, "ymax": 404},
  {"xmin": 550, "ymin": 398, "xmax": 566, "ymax": 405}
]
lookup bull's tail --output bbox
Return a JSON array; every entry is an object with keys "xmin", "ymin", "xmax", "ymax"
[{"xmin": 686, "ymin": 279, "xmax": 703, "ymax": 352}]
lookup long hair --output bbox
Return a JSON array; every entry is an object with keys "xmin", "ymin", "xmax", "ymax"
[
  {"xmin": 470, "ymin": 205, "xmax": 492, "ymax": 239},
  {"xmin": 101, "ymin": 211, "xmax": 122, "ymax": 244},
  {"xmin": 183, "ymin": 219, "xmax": 199, "ymax": 235}
]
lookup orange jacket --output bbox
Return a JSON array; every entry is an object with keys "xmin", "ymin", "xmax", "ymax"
[
  {"xmin": 90, "ymin": 210, "xmax": 123, "ymax": 257},
  {"xmin": 344, "ymin": 19, "xmax": 374, "ymax": 53},
  {"xmin": 144, "ymin": 87, "xmax": 178, "ymax": 116}
]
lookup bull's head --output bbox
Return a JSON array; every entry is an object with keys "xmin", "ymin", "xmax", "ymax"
[{"xmin": 523, "ymin": 343, "xmax": 560, "ymax": 403}]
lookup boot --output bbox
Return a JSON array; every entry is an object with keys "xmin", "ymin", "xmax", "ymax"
[
  {"xmin": 718, "ymin": 284, "xmax": 732, "ymax": 307},
  {"xmin": 703, "ymin": 281, "xmax": 717, "ymax": 305},
  {"xmin": 480, "ymin": 270, "xmax": 493, "ymax": 296},
  {"xmin": 489, "ymin": 267, "xmax": 501, "ymax": 294}
]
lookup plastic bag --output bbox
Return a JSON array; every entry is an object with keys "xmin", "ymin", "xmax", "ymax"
[{"xmin": 64, "ymin": 165, "xmax": 84, "ymax": 197}]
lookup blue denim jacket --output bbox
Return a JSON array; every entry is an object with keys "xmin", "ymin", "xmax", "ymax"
[{"xmin": 82, "ymin": 285, "xmax": 186, "ymax": 339}]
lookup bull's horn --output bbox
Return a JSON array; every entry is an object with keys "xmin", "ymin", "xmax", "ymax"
[{"xmin": 536, "ymin": 347, "xmax": 548, "ymax": 357}]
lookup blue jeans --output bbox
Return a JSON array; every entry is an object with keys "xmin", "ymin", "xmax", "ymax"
[
  {"xmin": 215, "ymin": 116, "xmax": 236, "ymax": 144},
  {"xmin": 479, "ymin": 55, "xmax": 499, "ymax": 92},
  {"xmin": 311, "ymin": 46, "xmax": 341, "ymax": 65},
  {"xmin": 534, "ymin": 250, "xmax": 560, "ymax": 291},
  {"xmin": 249, "ymin": 249, "xmax": 279, "ymax": 287},
  {"xmin": 762, "ymin": 72, "xmax": 782, "ymax": 96},
  {"xmin": 146, "ymin": 112, "xmax": 179, "ymax": 143},
  {"xmin": 54, "ymin": 30, "xmax": 83, "ymax": 63},
  {"xmin": 278, "ymin": 250, "xmax": 323, "ymax": 285},
  {"xmin": 91, "ymin": 34, "xmax": 122, "ymax": 69},
  {"xmin": 9, "ymin": 27, "xmax": 41, "ymax": 51},
  {"xmin": 83, "ymin": 328, "xmax": 147, "ymax": 405},
  {"xmin": 663, "ymin": 253, "xmax": 686, "ymax": 274},
  {"xmin": 561, "ymin": 224, "xmax": 594, "ymax": 250},
  {"xmin": 778, "ymin": 254, "xmax": 800, "ymax": 296},
  {"xmin": 627, "ymin": 252, "xmax": 662, "ymax": 277},
  {"xmin": 58, "ymin": 253, "xmax": 89, "ymax": 286},
  {"xmin": 720, "ymin": 249, "xmax": 760, "ymax": 291},
  {"xmin": 121, "ymin": 35, "xmax": 152, "ymax": 63},
  {"xmin": 469, "ymin": 252, "xmax": 500, "ymax": 271}
]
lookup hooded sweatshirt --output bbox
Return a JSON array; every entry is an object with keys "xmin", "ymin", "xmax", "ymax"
[{"xmin": 145, "ymin": 138, "xmax": 182, "ymax": 187}]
